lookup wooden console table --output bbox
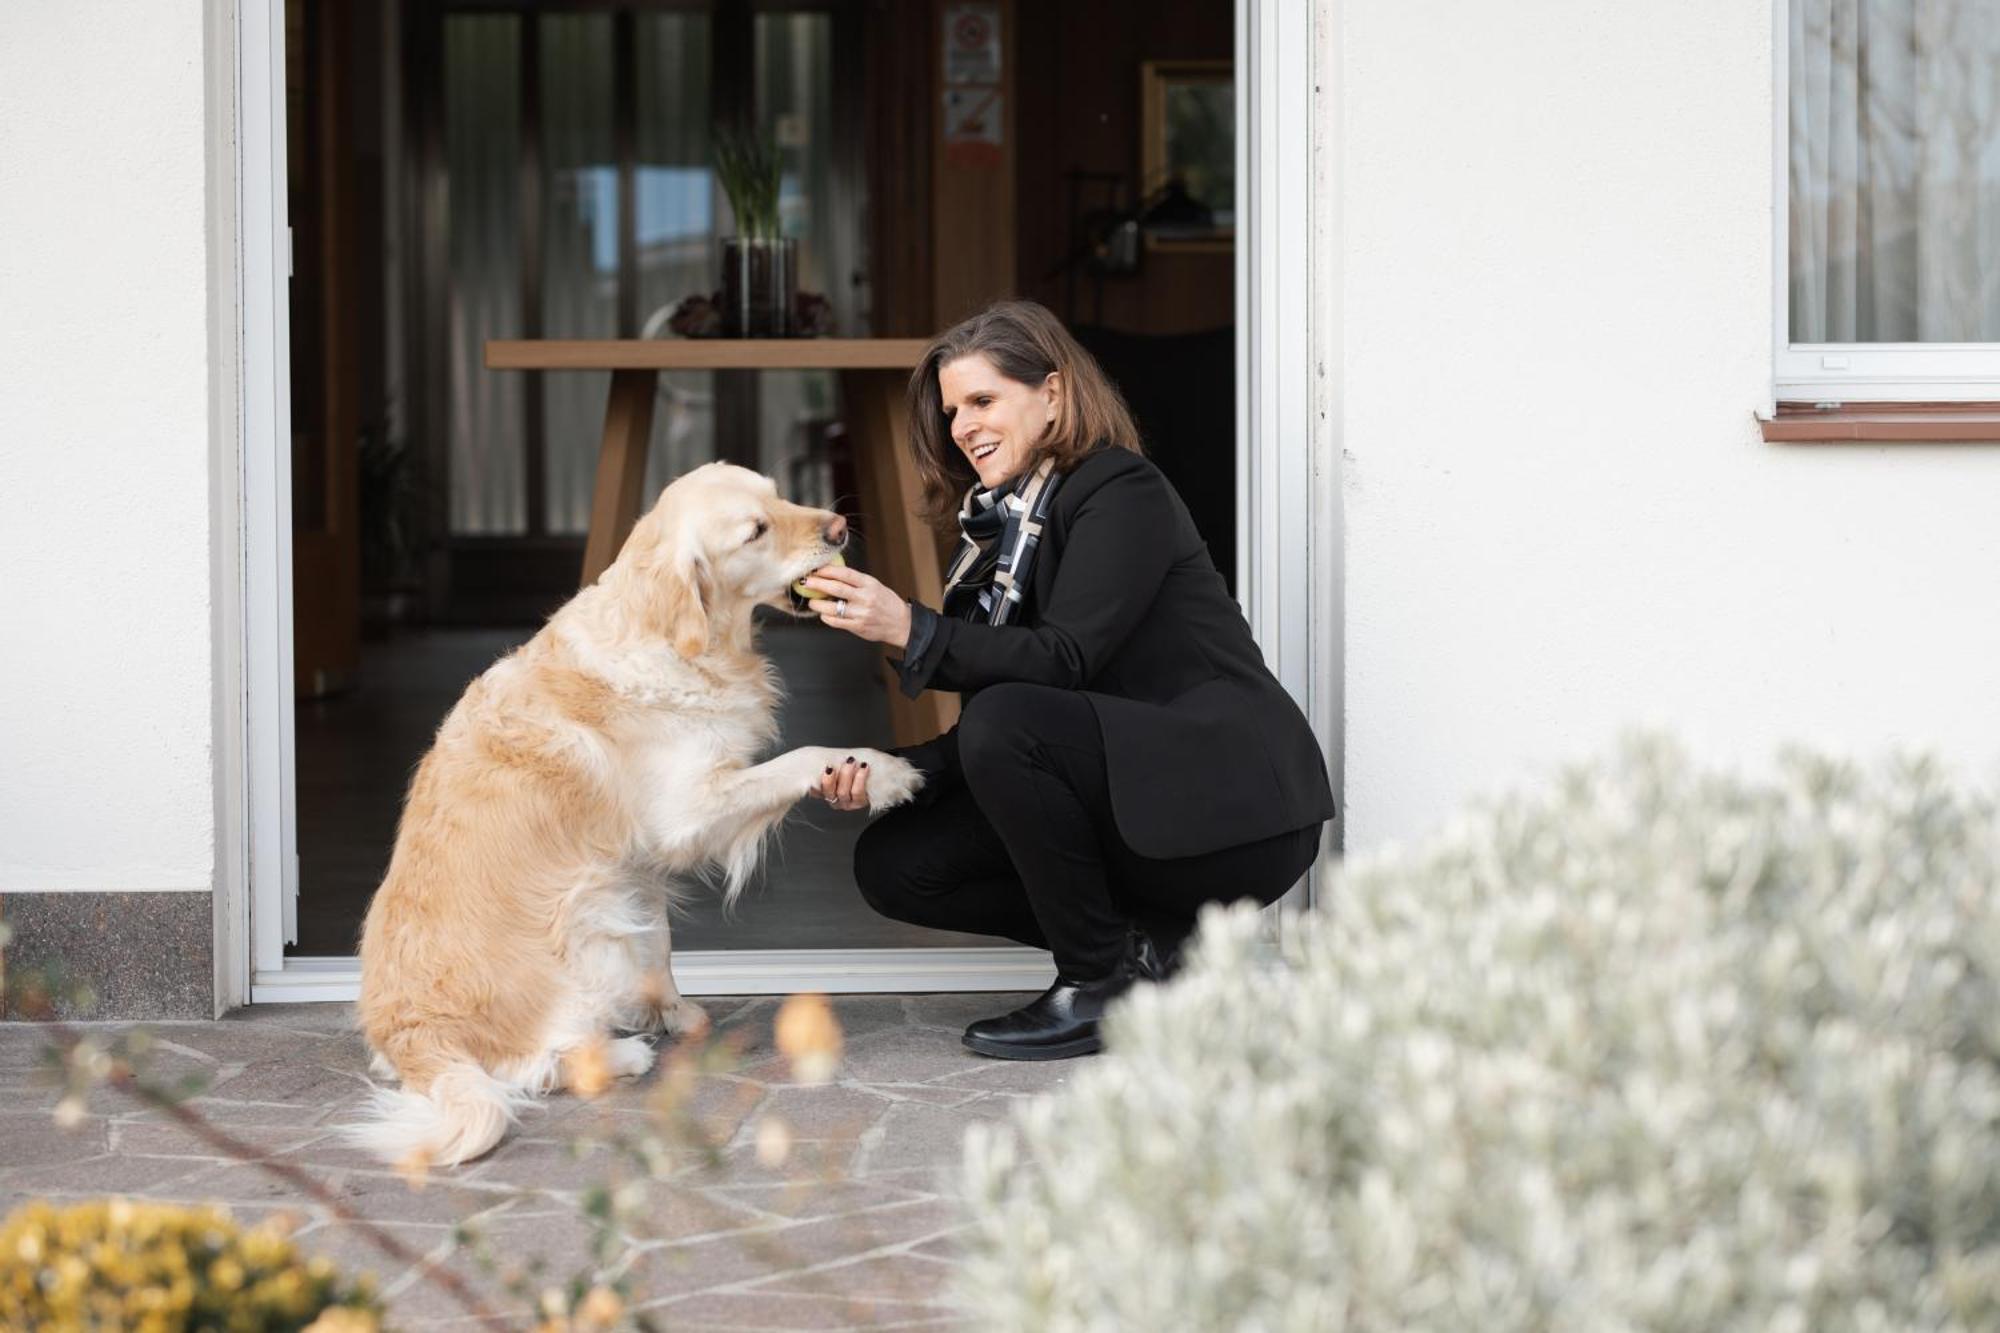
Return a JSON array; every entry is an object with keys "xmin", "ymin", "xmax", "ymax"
[{"xmin": 484, "ymin": 338, "xmax": 956, "ymax": 746}]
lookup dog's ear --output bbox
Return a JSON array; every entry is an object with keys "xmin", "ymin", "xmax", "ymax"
[
  {"xmin": 618, "ymin": 495, "xmax": 715, "ymax": 656},
  {"xmin": 656, "ymin": 547, "xmax": 712, "ymax": 658}
]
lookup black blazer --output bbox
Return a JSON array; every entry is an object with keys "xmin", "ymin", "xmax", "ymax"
[{"xmin": 891, "ymin": 446, "xmax": 1335, "ymax": 859}]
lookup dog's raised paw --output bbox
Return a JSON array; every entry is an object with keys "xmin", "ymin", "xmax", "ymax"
[{"xmin": 857, "ymin": 751, "xmax": 924, "ymax": 812}]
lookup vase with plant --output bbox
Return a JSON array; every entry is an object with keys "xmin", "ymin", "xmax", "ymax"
[{"xmin": 713, "ymin": 126, "xmax": 795, "ymax": 337}]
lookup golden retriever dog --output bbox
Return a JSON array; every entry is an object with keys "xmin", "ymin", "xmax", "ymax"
[{"xmin": 348, "ymin": 462, "xmax": 921, "ymax": 1167}]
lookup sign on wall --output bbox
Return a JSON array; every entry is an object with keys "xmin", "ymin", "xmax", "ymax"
[
  {"xmin": 944, "ymin": 4, "xmax": 1001, "ymax": 84},
  {"xmin": 942, "ymin": 2, "xmax": 1003, "ymax": 169}
]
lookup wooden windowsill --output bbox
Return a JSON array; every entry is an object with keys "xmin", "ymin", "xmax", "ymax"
[{"xmin": 1760, "ymin": 401, "xmax": 2000, "ymax": 443}]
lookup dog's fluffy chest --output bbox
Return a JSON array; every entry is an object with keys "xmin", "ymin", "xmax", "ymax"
[
  {"xmin": 624, "ymin": 703, "xmax": 771, "ymax": 791},
  {"xmin": 562, "ymin": 631, "xmax": 780, "ymax": 794}
]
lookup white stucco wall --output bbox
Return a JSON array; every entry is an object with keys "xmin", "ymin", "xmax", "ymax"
[
  {"xmin": 0, "ymin": 3, "xmax": 215, "ymax": 892},
  {"xmin": 1336, "ymin": 0, "xmax": 2000, "ymax": 850}
]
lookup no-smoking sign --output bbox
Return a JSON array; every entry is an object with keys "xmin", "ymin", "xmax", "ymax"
[{"xmin": 944, "ymin": 2, "xmax": 1001, "ymax": 86}]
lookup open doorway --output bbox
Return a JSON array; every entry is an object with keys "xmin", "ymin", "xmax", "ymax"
[{"xmin": 271, "ymin": 0, "xmax": 1239, "ymax": 983}]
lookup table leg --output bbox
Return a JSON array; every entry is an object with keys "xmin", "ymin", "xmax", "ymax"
[
  {"xmin": 580, "ymin": 368, "xmax": 659, "ymax": 587},
  {"xmin": 840, "ymin": 368, "xmax": 961, "ymax": 747}
]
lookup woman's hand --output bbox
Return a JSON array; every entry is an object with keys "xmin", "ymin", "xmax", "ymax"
[
  {"xmin": 815, "ymin": 755, "xmax": 872, "ymax": 811},
  {"xmin": 801, "ymin": 564, "xmax": 911, "ymax": 649}
]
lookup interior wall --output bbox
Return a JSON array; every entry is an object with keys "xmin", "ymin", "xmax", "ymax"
[
  {"xmin": 863, "ymin": 0, "xmax": 934, "ymax": 333},
  {"xmin": 0, "ymin": 2, "xmax": 216, "ymax": 896},
  {"xmin": 1337, "ymin": 0, "xmax": 2000, "ymax": 849},
  {"xmin": 1015, "ymin": 0, "xmax": 1233, "ymax": 334}
]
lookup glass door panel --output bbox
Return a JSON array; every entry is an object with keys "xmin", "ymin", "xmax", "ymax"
[{"xmin": 423, "ymin": 4, "xmax": 984, "ymax": 956}]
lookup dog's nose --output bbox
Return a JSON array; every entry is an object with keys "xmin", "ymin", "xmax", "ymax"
[{"xmin": 823, "ymin": 514, "xmax": 848, "ymax": 546}]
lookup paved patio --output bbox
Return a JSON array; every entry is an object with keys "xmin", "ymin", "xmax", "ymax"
[{"xmin": 0, "ymin": 993, "xmax": 1065, "ymax": 1330}]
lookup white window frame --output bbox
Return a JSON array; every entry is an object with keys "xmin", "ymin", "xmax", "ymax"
[{"xmin": 1772, "ymin": 0, "xmax": 2000, "ymax": 403}]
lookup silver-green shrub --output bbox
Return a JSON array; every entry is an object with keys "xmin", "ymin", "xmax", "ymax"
[{"xmin": 958, "ymin": 738, "xmax": 2000, "ymax": 1332}]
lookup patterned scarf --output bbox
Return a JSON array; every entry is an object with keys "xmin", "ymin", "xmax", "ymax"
[{"xmin": 941, "ymin": 456, "xmax": 1065, "ymax": 625}]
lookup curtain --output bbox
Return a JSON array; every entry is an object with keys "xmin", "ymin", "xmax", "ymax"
[
  {"xmin": 444, "ymin": 16, "xmax": 524, "ymax": 534},
  {"xmin": 540, "ymin": 14, "xmax": 619, "ymax": 535},
  {"xmin": 637, "ymin": 11, "xmax": 719, "ymax": 502},
  {"xmin": 1790, "ymin": 0, "xmax": 2000, "ymax": 343}
]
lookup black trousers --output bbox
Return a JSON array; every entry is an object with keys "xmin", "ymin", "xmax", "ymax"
[{"xmin": 854, "ymin": 683, "xmax": 1322, "ymax": 980}]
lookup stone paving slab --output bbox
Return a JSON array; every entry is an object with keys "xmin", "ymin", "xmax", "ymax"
[{"xmin": 0, "ymin": 993, "xmax": 1060, "ymax": 1330}]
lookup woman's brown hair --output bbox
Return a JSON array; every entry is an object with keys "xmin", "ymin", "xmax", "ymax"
[{"xmin": 905, "ymin": 299, "xmax": 1142, "ymax": 528}]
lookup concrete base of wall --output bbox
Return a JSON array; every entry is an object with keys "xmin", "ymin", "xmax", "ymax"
[{"xmin": 1, "ymin": 891, "xmax": 213, "ymax": 1020}]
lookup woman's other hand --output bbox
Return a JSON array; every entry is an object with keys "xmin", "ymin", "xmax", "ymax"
[
  {"xmin": 802, "ymin": 564, "xmax": 911, "ymax": 649},
  {"xmin": 816, "ymin": 755, "xmax": 872, "ymax": 811}
]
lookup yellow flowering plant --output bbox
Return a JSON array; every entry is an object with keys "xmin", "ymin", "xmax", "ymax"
[{"xmin": 0, "ymin": 1198, "xmax": 380, "ymax": 1332}]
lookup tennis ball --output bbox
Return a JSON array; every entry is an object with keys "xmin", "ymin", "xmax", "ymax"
[{"xmin": 793, "ymin": 551, "xmax": 846, "ymax": 601}]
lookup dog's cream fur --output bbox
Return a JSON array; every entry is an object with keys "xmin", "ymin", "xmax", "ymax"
[{"xmin": 348, "ymin": 463, "xmax": 921, "ymax": 1167}]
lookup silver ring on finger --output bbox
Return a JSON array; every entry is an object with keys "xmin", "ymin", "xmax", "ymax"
[{"xmin": 835, "ymin": 599, "xmax": 848, "ymax": 617}]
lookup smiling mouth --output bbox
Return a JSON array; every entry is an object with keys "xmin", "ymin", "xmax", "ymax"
[{"xmin": 972, "ymin": 442, "xmax": 999, "ymax": 463}]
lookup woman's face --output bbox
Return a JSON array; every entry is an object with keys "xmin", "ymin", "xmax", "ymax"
[{"xmin": 937, "ymin": 353, "xmax": 1060, "ymax": 490}]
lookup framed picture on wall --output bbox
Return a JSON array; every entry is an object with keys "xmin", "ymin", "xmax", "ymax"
[{"xmin": 1140, "ymin": 59, "xmax": 1234, "ymax": 251}]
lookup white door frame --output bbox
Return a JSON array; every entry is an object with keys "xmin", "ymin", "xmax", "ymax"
[
  {"xmin": 237, "ymin": 0, "xmax": 304, "ymax": 1001},
  {"xmin": 228, "ymin": 0, "xmax": 1333, "ymax": 1003},
  {"xmin": 1238, "ymin": 0, "xmax": 1339, "ymax": 910}
]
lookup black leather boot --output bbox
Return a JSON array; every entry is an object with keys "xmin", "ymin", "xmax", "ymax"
[
  {"xmin": 962, "ymin": 930, "xmax": 1163, "ymax": 1061},
  {"xmin": 1133, "ymin": 912, "xmax": 1195, "ymax": 980}
]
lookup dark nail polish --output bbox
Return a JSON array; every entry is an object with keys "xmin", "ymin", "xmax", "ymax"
[
  {"xmin": 860, "ymin": 762, "xmax": 869, "ymax": 768},
  {"xmin": 824, "ymin": 767, "xmax": 833, "ymax": 774},
  {"xmin": 845, "ymin": 755, "xmax": 854, "ymax": 763}
]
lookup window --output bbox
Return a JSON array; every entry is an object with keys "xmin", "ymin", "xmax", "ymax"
[{"xmin": 1778, "ymin": 0, "xmax": 2000, "ymax": 401}]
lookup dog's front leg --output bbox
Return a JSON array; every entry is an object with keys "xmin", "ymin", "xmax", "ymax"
[
  {"xmin": 729, "ymin": 745, "xmax": 922, "ymax": 815},
  {"xmin": 617, "ymin": 911, "xmax": 710, "ymax": 1041},
  {"xmin": 650, "ymin": 746, "xmax": 923, "ymax": 900},
  {"xmin": 690, "ymin": 745, "xmax": 922, "ymax": 828}
]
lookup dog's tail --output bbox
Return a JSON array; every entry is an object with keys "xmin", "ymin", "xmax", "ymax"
[{"xmin": 341, "ymin": 1060, "xmax": 525, "ymax": 1168}]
